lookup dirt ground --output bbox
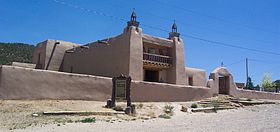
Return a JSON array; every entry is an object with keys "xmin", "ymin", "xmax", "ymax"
[{"xmin": 1, "ymin": 99, "xmax": 280, "ymax": 132}]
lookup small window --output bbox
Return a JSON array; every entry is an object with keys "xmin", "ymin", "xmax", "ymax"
[
  {"xmin": 189, "ymin": 77, "xmax": 193, "ymax": 86},
  {"xmin": 159, "ymin": 49, "xmax": 166, "ymax": 55},
  {"xmin": 143, "ymin": 46, "xmax": 147, "ymax": 53},
  {"xmin": 148, "ymin": 48, "xmax": 156, "ymax": 54}
]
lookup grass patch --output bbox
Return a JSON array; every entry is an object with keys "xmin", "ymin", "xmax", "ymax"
[
  {"xmin": 191, "ymin": 103, "xmax": 198, "ymax": 108},
  {"xmin": 158, "ymin": 114, "xmax": 171, "ymax": 119},
  {"xmin": 80, "ymin": 117, "xmax": 96, "ymax": 123}
]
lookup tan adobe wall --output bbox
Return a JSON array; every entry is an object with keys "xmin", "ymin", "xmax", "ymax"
[
  {"xmin": 127, "ymin": 26, "xmax": 143, "ymax": 80},
  {"xmin": 1, "ymin": 65, "xmax": 279, "ymax": 101},
  {"xmin": 185, "ymin": 67, "xmax": 206, "ymax": 87},
  {"xmin": 32, "ymin": 40, "xmax": 79, "ymax": 71},
  {"xmin": 61, "ymin": 26, "xmax": 143, "ymax": 80},
  {"xmin": 131, "ymin": 82, "xmax": 212, "ymax": 102},
  {"xmin": 209, "ymin": 67, "xmax": 280, "ymax": 100},
  {"xmin": 0, "ymin": 65, "xmax": 112, "ymax": 100},
  {"xmin": 231, "ymin": 89, "xmax": 280, "ymax": 100},
  {"xmin": 61, "ymin": 34, "xmax": 130, "ymax": 78},
  {"xmin": 166, "ymin": 37, "xmax": 187, "ymax": 85},
  {"xmin": 0, "ymin": 65, "xmax": 212, "ymax": 101},
  {"xmin": 32, "ymin": 41, "xmax": 47, "ymax": 68}
]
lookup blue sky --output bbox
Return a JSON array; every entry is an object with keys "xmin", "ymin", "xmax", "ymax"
[{"xmin": 0, "ymin": 0, "xmax": 279, "ymax": 84}]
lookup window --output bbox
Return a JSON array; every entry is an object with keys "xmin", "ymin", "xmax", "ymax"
[
  {"xmin": 159, "ymin": 49, "xmax": 165, "ymax": 55},
  {"xmin": 143, "ymin": 46, "xmax": 147, "ymax": 53},
  {"xmin": 148, "ymin": 48, "xmax": 156, "ymax": 54},
  {"xmin": 189, "ymin": 77, "xmax": 193, "ymax": 86}
]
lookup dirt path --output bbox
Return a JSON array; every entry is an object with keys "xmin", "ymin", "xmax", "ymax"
[
  {"xmin": 1, "ymin": 100, "xmax": 280, "ymax": 132},
  {"xmin": 26, "ymin": 105, "xmax": 280, "ymax": 132}
]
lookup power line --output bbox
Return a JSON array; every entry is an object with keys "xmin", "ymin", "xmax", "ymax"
[
  {"xmin": 181, "ymin": 34, "xmax": 280, "ymax": 56},
  {"xmin": 224, "ymin": 59, "xmax": 244, "ymax": 67},
  {"xmin": 52, "ymin": 0, "xmax": 127, "ymax": 22},
  {"xmin": 152, "ymin": 0, "xmax": 280, "ymax": 36},
  {"xmin": 103, "ymin": 1, "xmax": 277, "ymax": 45},
  {"xmin": 106, "ymin": 1, "xmax": 280, "ymax": 46},
  {"xmin": 249, "ymin": 58, "xmax": 280, "ymax": 64},
  {"xmin": 52, "ymin": 0, "xmax": 280, "ymax": 56}
]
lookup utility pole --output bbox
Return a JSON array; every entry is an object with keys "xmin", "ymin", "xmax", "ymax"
[{"xmin": 245, "ymin": 58, "xmax": 249, "ymax": 88}]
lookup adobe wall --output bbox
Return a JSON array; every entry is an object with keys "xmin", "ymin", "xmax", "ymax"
[
  {"xmin": 1, "ymin": 66, "xmax": 279, "ymax": 101},
  {"xmin": 127, "ymin": 26, "xmax": 144, "ymax": 81},
  {"xmin": 61, "ymin": 26, "xmax": 143, "ymax": 80},
  {"xmin": 0, "ymin": 65, "xmax": 212, "ymax": 101},
  {"xmin": 166, "ymin": 37, "xmax": 187, "ymax": 85},
  {"xmin": 32, "ymin": 40, "xmax": 79, "ymax": 71},
  {"xmin": 0, "ymin": 65, "xmax": 112, "ymax": 100},
  {"xmin": 231, "ymin": 89, "xmax": 280, "ymax": 100},
  {"xmin": 209, "ymin": 67, "xmax": 280, "ymax": 100},
  {"xmin": 131, "ymin": 82, "xmax": 212, "ymax": 102},
  {"xmin": 185, "ymin": 67, "xmax": 206, "ymax": 87},
  {"xmin": 32, "ymin": 41, "xmax": 47, "ymax": 69},
  {"xmin": 46, "ymin": 40, "xmax": 80, "ymax": 71}
]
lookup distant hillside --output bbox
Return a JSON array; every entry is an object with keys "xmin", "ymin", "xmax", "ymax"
[{"xmin": 0, "ymin": 42, "xmax": 35, "ymax": 65}]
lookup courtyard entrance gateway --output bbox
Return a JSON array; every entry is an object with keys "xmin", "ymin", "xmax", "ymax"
[{"xmin": 218, "ymin": 76, "xmax": 230, "ymax": 95}]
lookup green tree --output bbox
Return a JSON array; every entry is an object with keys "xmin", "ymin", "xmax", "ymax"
[
  {"xmin": 255, "ymin": 85, "xmax": 260, "ymax": 91},
  {"xmin": 261, "ymin": 73, "xmax": 276, "ymax": 91},
  {"xmin": 246, "ymin": 77, "xmax": 254, "ymax": 90},
  {"xmin": 0, "ymin": 42, "xmax": 34, "ymax": 65},
  {"xmin": 273, "ymin": 80, "xmax": 280, "ymax": 92}
]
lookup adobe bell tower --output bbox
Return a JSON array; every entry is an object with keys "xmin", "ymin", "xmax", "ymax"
[
  {"xmin": 167, "ymin": 21, "xmax": 187, "ymax": 85},
  {"xmin": 123, "ymin": 9, "xmax": 143, "ymax": 81},
  {"xmin": 127, "ymin": 9, "xmax": 139, "ymax": 27},
  {"xmin": 169, "ymin": 21, "xmax": 180, "ymax": 38}
]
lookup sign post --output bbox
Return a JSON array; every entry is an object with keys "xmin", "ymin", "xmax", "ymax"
[{"xmin": 107, "ymin": 74, "xmax": 131, "ymax": 108}]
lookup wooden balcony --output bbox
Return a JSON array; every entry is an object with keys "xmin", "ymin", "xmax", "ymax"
[{"xmin": 143, "ymin": 53, "xmax": 172, "ymax": 69}]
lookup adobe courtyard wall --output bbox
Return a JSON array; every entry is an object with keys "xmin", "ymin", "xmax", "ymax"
[
  {"xmin": 209, "ymin": 67, "xmax": 280, "ymax": 100},
  {"xmin": 131, "ymin": 82, "xmax": 212, "ymax": 102},
  {"xmin": 1, "ymin": 66, "xmax": 280, "ymax": 101},
  {"xmin": 231, "ymin": 89, "xmax": 280, "ymax": 100},
  {"xmin": 0, "ymin": 65, "xmax": 212, "ymax": 101},
  {"xmin": 0, "ymin": 65, "xmax": 112, "ymax": 100}
]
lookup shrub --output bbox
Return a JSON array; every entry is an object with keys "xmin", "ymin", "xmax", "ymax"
[
  {"xmin": 164, "ymin": 104, "xmax": 174, "ymax": 114},
  {"xmin": 80, "ymin": 117, "xmax": 96, "ymax": 123},
  {"xmin": 191, "ymin": 103, "xmax": 198, "ymax": 108},
  {"xmin": 136, "ymin": 103, "xmax": 144, "ymax": 109}
]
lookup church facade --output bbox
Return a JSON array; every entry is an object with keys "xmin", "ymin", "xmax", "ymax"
[{"xmin": 32, "ymin": 11, "xmax": 206, "ymax": 86}]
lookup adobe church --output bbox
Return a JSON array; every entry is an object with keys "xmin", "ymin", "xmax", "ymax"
[
  {"xmin": 32, "ymin": 11, "xmax": 206, "ymax": 86},
  {"xmin": 1, "ymin": 11, "xmax": 279, "ymax": 101}
]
